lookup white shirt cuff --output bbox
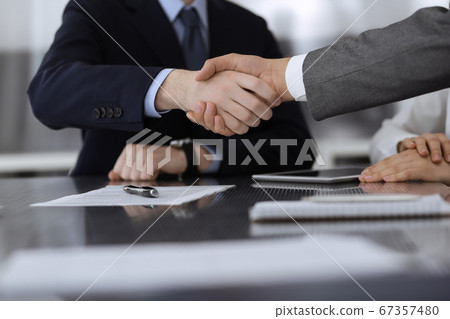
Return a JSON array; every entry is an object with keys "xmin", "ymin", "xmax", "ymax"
[
  {"xmin": 285, "ymin": 54, "xmax": 308, "ymax": 102},
  {"xmin": 144, "ymin": 68, "xmax": 174, "ymax": 118}
]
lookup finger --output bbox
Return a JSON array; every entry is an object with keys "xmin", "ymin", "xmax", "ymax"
[
  {"xmin": 361, "ymin": 159, "xmax": 392, "ymax": 177},
  {"xmin": 442, "ymin": 138, "xmax": 450, "ymax": 162},
  {"xmin": 187, "ymin": 111, "xmax": 205, "ymax": 127},
  {"xmin": 360, "ymin": 169, "xmax": 386, "ymax": 183},
  {"xmin": 149, "ymin": 159, "xmax": 160, "ymax": 180},
  {"xmin": 218, "ymin": 110, "xmax": 249, "ymax": 135},
  {"xmin": 360, "ymin": 175, "xmax": 384, "ymax": 183},
  {"xmin": 383, "ymin": 169, "xmax": 416, "ymax": 183},
  {"xmin": 359, "ymin": 166, "xmax": 375, "ymax": 182},
  {"xmin": 129, "ymin": 166, "xmax": 144, "ymax": 181},
  {"xmin": 192, "ymin": 102, "xmax": 207, "ymax": 128},
  {"xmin": 400, "ymin": 138, "xmax": 416, "ymax": 151},
  {"xmin": 140, "ymin": 169, "xmax": 150, "ymax": 181},
  {"xmin": 140, "ymin": 162, "xmax": 158, "ymax": 181},
  {"xmin": 195, "ymin": 54, "xmax": 241, "ymax": 81},
  {"xmin": 414, "ymin": 137, "xmax": 429, "ymax": 156},
  {"xmin": 132, "ymin": 151, "xmax": 158, "ymax": 181},
  {"xmin": 212, "ymin": 94, "xmax": 259, "ymax": 128},
  {"xmin": 204, "ymin": 102, "xmax": 217, "ymax": 131},
  {"xmin": 214, "ymin": 115, "xmax": 235, "ymax": 137},
  {"xmin": 226, "ymin": 99, "xmax": 262, "ymax": 128},
  {"xmin": 108, "ymin": 170, "xmax": 122, "ymax": 181},
  {"xmin": 118, "ymin": 166, "xmax": 132, "ymax": 181},
  {"xmin": 364, "ymin": 167, "xmax": 398, "ymax": 183},
  {"xmin": 186, "ymin": 112, "xmax": 196, "ymax": 123},
  {"xmin": 365, "ymin": 150, "xmax": 425, "ymax": 182},
  {"xmin": 426, "ymin": 136, "xmax": 443, "ymax": 163},
  {"xmin": 360, "ymin": 159, "xmax": 402, "ymax": 183},
  {"xmin": 236, "ymin": 73, "xmax": 279, "ymax": 112},
  {"xmin": 231, "ymin": 90, "xmax": 268, "ymax": 125}
]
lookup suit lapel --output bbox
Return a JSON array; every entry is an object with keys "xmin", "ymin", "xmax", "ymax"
[
  {"xmin": 124, "ymin": 0, "xmax": 186, "ymax": 68},
  {"xmin": 123, "ymin": 0, "xmax": 237, "ymax": 66}
]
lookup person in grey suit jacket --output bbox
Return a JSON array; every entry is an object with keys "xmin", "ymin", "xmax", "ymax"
[{"xmin": 189, "ymin": 4, "xmax": 450, "ymax": 135}]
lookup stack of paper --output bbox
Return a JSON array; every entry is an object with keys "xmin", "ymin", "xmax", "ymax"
[
  {"xmin": 31, "ymin": 185, "xmax": 234, "ymax": 207},
  {"xmin": 250, "ymin": 194, "xmax": 450, "ymax": 222}
]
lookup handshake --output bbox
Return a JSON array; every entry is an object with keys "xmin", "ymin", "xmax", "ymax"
[{"xmin": 155, "ymin": 54, "xmax": 294, "ymax": 136}]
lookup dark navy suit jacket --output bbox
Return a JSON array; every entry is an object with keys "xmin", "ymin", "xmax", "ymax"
[{"xmin": 28, "ymin": 0, "xmax": 312, "ymax": 176}]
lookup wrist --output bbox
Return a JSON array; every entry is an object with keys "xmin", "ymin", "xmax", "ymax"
[
  {"xmin": 155, "ymin": 70, "xmax": 197, "ymax": 112},
  {"xmin": 272, "ymin": 58, "xmax": 293, "ymax": 101}
]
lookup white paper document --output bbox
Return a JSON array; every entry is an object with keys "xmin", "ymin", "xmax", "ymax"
[
  {"xmin": 250, "ymin": 194, "xmax": 450, "ymax": 222},
  {"xmin": 0, "ymin": 235, "xmax": 415, "ymax": 299},
  {"xmin": 31, "ymin": 185, "xmax": 234, "ymax": 207}
]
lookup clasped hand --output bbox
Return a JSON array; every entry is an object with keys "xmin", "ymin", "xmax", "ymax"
[
  {"xmin": 360, "ymin": 133, "xmax": 450, "ymax": 185},
  {"xmin": 156, "ymin": 58, "xmax": 289, "ymax": 135},
  {"xmin": 159, "ymin": 54, "xmax": 291, "ymax": 136},
  {"xmin": 108, "ymin": 143, "xmax": 187, "ymax": 181}
]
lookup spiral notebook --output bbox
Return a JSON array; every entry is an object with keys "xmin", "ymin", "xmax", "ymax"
[{"xmin": 250, "ymin": 194, "xmax": 450, "ymax": 222}]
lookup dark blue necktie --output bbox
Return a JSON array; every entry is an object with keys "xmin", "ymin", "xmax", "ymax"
[{"xmin": 178, "ymin": 7, "xmax": 208, "ymax": 70}]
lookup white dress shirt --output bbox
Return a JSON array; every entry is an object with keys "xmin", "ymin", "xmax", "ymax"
[
  {"xmin": 370, "ymin": 89, "xmax": 450, "ymax": 163},
  {"xmin": 145, "ymin": 0, "xmax": 220, "ymax": 173},
  {"xmin": 144, "ymin": 0, "xmax": 209, "ymax": 118}
]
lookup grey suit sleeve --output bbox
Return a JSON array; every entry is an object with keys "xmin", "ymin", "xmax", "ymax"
[{"xmin": 303, "ymin": 5, "xmax": 450, "ymax": 120}]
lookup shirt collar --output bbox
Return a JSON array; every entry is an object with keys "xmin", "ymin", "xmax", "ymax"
[{"xmin": 158, "ymin": 0, "xmax": 208, "ymax": 28}]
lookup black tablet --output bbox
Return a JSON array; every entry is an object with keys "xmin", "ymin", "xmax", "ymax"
[{"xmin": 252, "ymin": 167, "xmax": 364, "ymax": 184}]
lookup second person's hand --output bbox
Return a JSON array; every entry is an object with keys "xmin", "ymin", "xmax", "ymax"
[
  {"xmin": 186, "ymin": 102, "xmax": 234, "ymax": 136},
  {"xmin": 156, "ymin": 69, "xmax": 281, "ymax": 135},
  {"xmin": 398, "ymin": 133, "xmax": 450, "ymax": 163},
  {"xmin": 195, "ymin": 53, "xmax": 294, "ymax": 102},
  {"xmin": 359, "ymin": 149, "xmax": 450, "ymax": 185}
]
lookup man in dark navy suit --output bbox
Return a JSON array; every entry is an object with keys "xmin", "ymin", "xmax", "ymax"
[{"xmin": 28, "ymin": 0, "xmax": 312, "ymax": 180}]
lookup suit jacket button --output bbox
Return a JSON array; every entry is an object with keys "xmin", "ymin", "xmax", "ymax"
[
  {"xmin": 114, "ymin": 107, "xmax": 123, "ymax": 118},
  {"xmin": 93, "ymin": 108, "xmax": 101, "ymax": 119},
  {"xmin": 100, "ymin": 107, "xmax": 106, "ymax": 118},
  {"xmin": 106, "ymin": 108, "xmax": 114, "ymax": 118}
]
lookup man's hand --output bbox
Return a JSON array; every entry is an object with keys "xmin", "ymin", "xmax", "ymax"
[
  {"xmin": 156, "ymin": 69, "xmax": 281, "ymax": 135},
  {"xmin": 195, "ymin": 54, "xmax": 293, "ymax": 102},
  {"xmin": 108, "ymin": 143, "xmax": 213, "ymax": 181},
  {"xmin": 359, "ymin": 149, "xmax": 450, "ymax": 185},
  {"xmin": 186, "ymin": 102, "xmax": 234, "ymax": 136},
  {"xmin": 108, "ymin": 143, "xmax": 187, "ymax": 181},
  {"xmin": 398, "ymin": 133, "xmax": 450, "ymax": 163}
]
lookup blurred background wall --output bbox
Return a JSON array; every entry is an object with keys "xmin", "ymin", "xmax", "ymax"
[{"xmin": 0, "ymin": 0, "xmax": 448, "ymax": 174}]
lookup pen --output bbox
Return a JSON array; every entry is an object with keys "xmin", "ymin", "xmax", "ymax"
[{"xmin": 123, "ymin": 185, "xmax": 159, "ymax": 198}]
